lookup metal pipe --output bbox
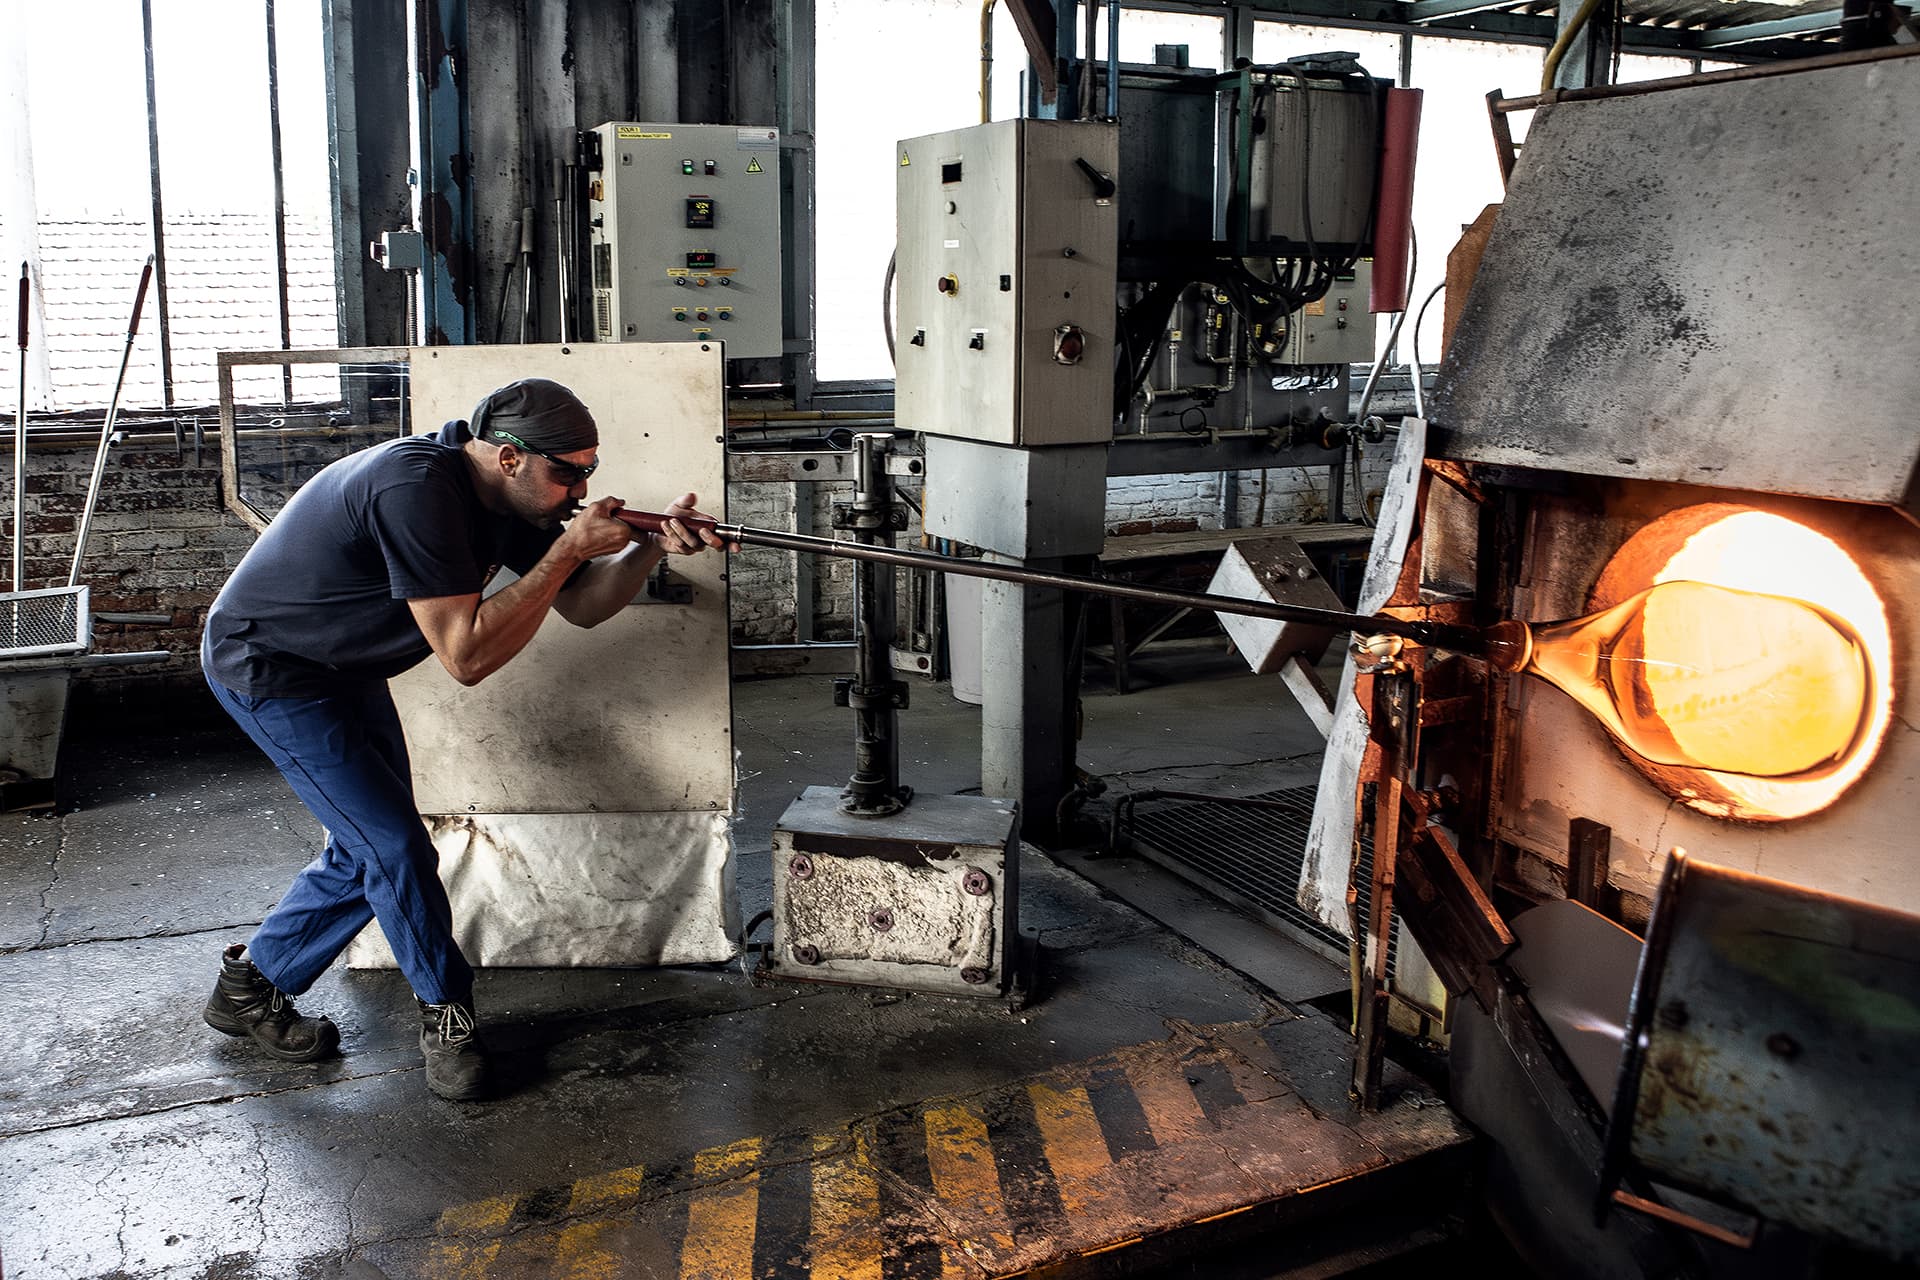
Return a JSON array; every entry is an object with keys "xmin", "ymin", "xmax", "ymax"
[
  {"xmin": 552, "ymin": 156, "xmax": 571, "ymax": 343},
  {"xmin": 69, "ymin": 257, "xmax": 155, "ymax": 588},
  {"xmin": 841, "ymin": 433, "xmax": 907, "ymax": 816},
  {"xmin": 13, "ymin": 262, "xmax": 27, "ymax": 593},
  {"xmin": 614, "ymin": 510, "xmax": 1483, "ymax": 653},
  {"xmin": 140, "ymin": 0, "xmax": 175, "ymax": 408},
  {"xmin": 518, "ymin": 205, "xmax": 535, "ymax": 343},
  {"xmin": 980, "ymin": 0, "xmax": 995, "ymax": 123},
  {"xmin": 0, "ymin": 649, "xmax": 171, "ymax": 675},
  {"xmin": 1106, "ymin": 0, "xmax": 1120, "ymax": 118},
  {"xmin": 265, "ymin": 0, "xmax": 294, "ymax": 406}
]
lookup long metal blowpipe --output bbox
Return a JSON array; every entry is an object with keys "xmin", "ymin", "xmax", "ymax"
[
  {"xmin": 13, "ymin": 261, "xmax": 28, "ymax": 593},
  {"xmin": 68, "ymin": 255, "xmax": 155, "ymax": 588},
  {"xmin": 611, "ymin": 509, "xmax": 1486, "ymax": 654}
]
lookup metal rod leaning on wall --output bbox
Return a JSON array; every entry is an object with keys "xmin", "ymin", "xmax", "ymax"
[
  {"xmin": 613, "ymin": 510, "xmax": 1485, "ymax": 654},
  {"xmin": 12, "ymin": 262, "xmax": 26, "ymax": 593},
  {"xmin": 69, "ymin": 257, "xmax": 156, "ymax": 588}
]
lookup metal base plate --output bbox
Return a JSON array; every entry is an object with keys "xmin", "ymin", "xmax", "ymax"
[{"xmin": 767, "ymin": 786, "xmax": 1021, "ymax": 997}]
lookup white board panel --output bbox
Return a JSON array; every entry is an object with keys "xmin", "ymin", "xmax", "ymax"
[
  {"xmin": 394, "ymin": 342, "xmax": 732, "ymax": 815},
  {"xmin": 346, "ymin": 812, "xmax": 737, "ymax": 968},
  {"xmin": 362, "ymin": 342, "xmax": 736, "ymax": 968}
]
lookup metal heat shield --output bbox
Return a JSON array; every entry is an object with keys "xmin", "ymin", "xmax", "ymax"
[
  {"xmin": 768, "ymin": 786, "xmax": 1020, "ymax": 998},
  {"xmin": 1602, "ymin": 853, "xmax": 1920, "ymax": 1261},
  {"xmin": 1432, "ymin": 55, "xmax": 1920, "ymax": 517}
]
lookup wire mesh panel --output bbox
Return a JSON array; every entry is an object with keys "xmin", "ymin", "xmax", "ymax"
[
  {"xmin": 1127, "ymin": 784, "xmax": 1394, "ymax": 973},
  {"xmin": 0, "ymin": 586, "xmax": 90, "ymax": 660}
]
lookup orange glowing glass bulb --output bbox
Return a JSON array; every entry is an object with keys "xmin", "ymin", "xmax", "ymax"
[{"xmin": 1485, "ymin": 581, "xmax": 1871, "ymax": 779}]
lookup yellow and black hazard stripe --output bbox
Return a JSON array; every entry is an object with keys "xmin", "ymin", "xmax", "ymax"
[{"xmin": 416, "ymin": 1017, "xmax": 1466, "ymax": 1279}]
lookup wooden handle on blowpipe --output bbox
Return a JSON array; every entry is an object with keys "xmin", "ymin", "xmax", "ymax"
[{"xmin": 611, "ymin": 508, "xmax": 724, "ymax": 539}]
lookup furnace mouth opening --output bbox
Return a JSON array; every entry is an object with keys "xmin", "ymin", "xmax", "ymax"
[{"xmin": 1584, "ymin": 505, "xmax": 1895, "ymax": 822}]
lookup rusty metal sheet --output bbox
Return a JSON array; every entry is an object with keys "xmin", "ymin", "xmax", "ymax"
[
  {"xmin": 1433, "ymin": 56, "xmax": 1920, "ymax": 516},
  {"xmin": 1617, "ymin": 855, "xmax": 1920, "ymax": 1261}
]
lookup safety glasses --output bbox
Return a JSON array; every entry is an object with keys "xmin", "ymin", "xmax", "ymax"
[{"xmin": 490, "ymin": 428, "xmax": 600, "ymax": 487}]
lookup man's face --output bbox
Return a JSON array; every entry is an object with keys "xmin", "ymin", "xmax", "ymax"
[{"xmin": 504, "ymin": 446, "xmax": 598, "ymax": 527}]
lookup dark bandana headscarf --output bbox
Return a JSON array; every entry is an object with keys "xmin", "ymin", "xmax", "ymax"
[{"xmin": 470, "ymin": 378, "xmax": 599, "ymax": 453}]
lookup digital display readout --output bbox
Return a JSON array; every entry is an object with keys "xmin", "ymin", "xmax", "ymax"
[
  {"xmin": 686, "ymin": 197, "xmax": 715, "ymax": 229},
  {"xmin": 687, "ymin": 250, "xmax": 718, "ymax": 269}
]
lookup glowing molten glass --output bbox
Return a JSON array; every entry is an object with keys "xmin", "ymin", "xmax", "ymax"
[
  {"xmin": 1506, "ymin": 507, "xmax": 1893, "ymax": 822},
  {"xmin": 1487, "ymin": 581, "xmax": 1870, "ymax": 778}
]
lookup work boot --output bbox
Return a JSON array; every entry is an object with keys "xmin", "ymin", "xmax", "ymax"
[
  {"xmin": 203, "ymin": 943, "xmax": 340, "ymax": 1062},
  {"xmin": 418, "ymin": 997, "xmax": 488, "ymax": 1102}
]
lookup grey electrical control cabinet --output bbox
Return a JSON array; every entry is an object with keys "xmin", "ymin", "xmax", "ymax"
[
  {"xmin": 895, "ymin": 119, "xmax": 1119, "ymax": 446},
  {"xmin": 1278, "ymin": 261, "xmax": 1375, "ymax": 366},
  {"xmin": 588, "ymin": 122, "xmax": 783, "ymax": 358}
]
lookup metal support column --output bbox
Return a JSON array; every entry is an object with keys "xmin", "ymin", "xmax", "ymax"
[
  {"xmin": 980, "ymin": 554, "xmax": 1074, "ymax": 836},
  {"xmin": 835, "ymin": 434, "xmax": 911, "ymax": 817},
  {"xmin": 408, "ymin": 0, "xmax": 475, "ymax": 345}
]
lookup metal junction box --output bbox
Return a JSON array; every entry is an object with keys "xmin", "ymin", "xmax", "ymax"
[
  {"xmin": 588, "ymin": 122, "xmax": 783, "ymax": 358},
  {"xmin": 894, "ymin": 119, "xmax": 1119, "ymax": 447},
  {"xmin": 767, "ymin": 786, "xmax": 1021, "ymax": 997},
  {"xmin": 1279, "ymin": 262, "xmax": 1374, "ymax": 366}
]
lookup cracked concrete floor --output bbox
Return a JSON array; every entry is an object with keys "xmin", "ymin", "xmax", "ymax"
[{"xmin": 0, "ymin": 653, "xmax": 1429, "ymax": 1279}]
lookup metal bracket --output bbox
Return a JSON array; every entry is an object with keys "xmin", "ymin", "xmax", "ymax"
[
  {"xmin": 647, "ymin": 561, "xmax": 694, "ymax": 605},
  {"xmin": 832, "ymin": 678, "xmax": 910, "ymax": 710},
  {"xmin": 831, "ymin": 504, "xmax": 911, "ymax": 532}
]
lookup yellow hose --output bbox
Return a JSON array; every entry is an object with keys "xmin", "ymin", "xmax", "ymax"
[{"xmin": 1541, "ymin": 0, "xmax": 1608, "ymax": 93}]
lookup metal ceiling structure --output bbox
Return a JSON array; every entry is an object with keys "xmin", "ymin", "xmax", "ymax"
[{"xmin": 1005, "ymin": 0, "xmax": 1893, "ymax": 67}]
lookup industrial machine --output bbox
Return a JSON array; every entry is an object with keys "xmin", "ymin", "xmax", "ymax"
[
  {"xmin": 1270, "ymin": 48, "xmax": 1920, "ymax": 1274},
  {"xmin": 894, "ymin": 119, "xmax": 1120, "ymax": 447},
  {"xmin": 586, "ymin": 121, "xmax": 784, "ymax": 358}
]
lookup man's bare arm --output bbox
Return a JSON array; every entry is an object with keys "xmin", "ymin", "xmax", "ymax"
[
  {"xmin": 408, "ymin": 498, "xmax": 632, "ymax": 685},
  {"xmin": 554, "ymin": 493, "xmax": 727, "ymax": 628}
]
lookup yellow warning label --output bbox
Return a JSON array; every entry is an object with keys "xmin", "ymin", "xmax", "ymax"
[
  {"xmin": 745, "ymin": 157, "xmax": 763, "ymax": 174},
  {"xmin": 617, "ymin": 127, "xmax": 671, "ymax": 139},
  {"xmin": 900, "ymin": 152, "xmax": 911, "ymax": 167},
  {"xmin": 1304, "ymin": 299, "xmax": 1326, "ymax": 317}
]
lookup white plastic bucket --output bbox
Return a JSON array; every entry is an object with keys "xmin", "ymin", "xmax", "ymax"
[{"xmin": 945, "ymin": 572, "xmax": 984, "ymax": 705}]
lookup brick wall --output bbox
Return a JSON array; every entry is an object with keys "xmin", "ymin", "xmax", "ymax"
[
  {"xmin": 1106, "ymin": 448, "xmax": 1398, "ymax": 538},
  {"xmin": 4, "ymin": 423, "xmax": 397, "ymax": 709},
  {"xmin": 723, "ymin": 475, "xmax": 930, "ymax": 645},
  {"xmin": 6, "ymin": 432, "xmax": 250, "ymax": 706},
  {"xmin": 4, "ymin": 428, "xmax": 1387, "ymax": 687}
]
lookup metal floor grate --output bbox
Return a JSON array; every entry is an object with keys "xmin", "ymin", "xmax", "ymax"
[{"xmin": 1124, "ymin": 784, "xmax": 1392, "ymax": 972}]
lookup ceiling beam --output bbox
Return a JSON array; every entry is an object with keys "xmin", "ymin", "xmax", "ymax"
[
  {"xmin": 1407, "ymin": 0, "xmax": 1523, "ymax": 22},
  {"xmin": 1002, "ymin": 0, "xmax": 1060, "ymax": 101},
  {"xmin": 1235, "ymin": 0, "xmax": 1817, "ymax": 58},
  {"xmin": 1696, "ymin": 8, "xmax": 1844, "ymax": 46}
]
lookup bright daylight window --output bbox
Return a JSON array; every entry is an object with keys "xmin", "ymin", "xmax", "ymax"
[{"xmin": 0, "ymin": 0, "xmax": 336, "ymax": 413}]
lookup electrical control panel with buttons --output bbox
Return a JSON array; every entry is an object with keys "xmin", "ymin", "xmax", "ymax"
[
  {"xmin": 588, "ymin": 121, "xmax": 782, "ymax": 358},
  {"xmin": 1276, "ymin": 261, "xmax": 1374, "ymax": 367},
  {"xmin": 894, "ymin": 119, "xmax": 1118, "ymax": 447}
]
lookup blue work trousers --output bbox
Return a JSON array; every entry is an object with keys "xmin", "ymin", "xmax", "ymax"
[{"xmin": 208, "ymin": 677, "xmax": 473, "ymax": 1006}]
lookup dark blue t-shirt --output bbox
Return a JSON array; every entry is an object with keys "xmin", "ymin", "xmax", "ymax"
[{"xmin": 203, "ymin": 421, "xmax": 562, "ymax": 697}]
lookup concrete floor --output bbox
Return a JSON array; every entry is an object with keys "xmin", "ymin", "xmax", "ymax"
[{"xmin": 0, "ymin": 647, "xmax": 1473, "ymax": 1279}]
